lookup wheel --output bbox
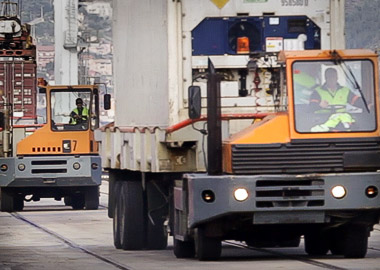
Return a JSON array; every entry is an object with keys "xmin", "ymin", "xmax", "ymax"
[
  {"xmin": 85, "ymin": 186, "xmax": 99, "ymax": 210},
  {"xmin": 195, "ymin": 227, "xmax": 222, "ymax": 261},
  {"xmin": 64, "ymin": 196, "xmax": 72, "ymax": 206},
  {"xmin": 173, "ymin": 238, "xmax": 195, "ymax": 258},
  {"xmin": 343, "ymin": 225, "xmax": 368, "ymax": 258},
  {"xmin": 304, "ymin": 231, "xmax": 329, "ymax": 256},
  {"xmin": 329, "ymin": 228, "xmax": 345, "ymax": 255},
  {"xmin": 13, "ymin": 196, "xmax": 24, "ymax": 211},
  {"xmin": 113, "ymin": 181, "xmax": 122, "ymax": 249},
  {"xmin": 71, "ymin": 194, "xmax": 85, "ymax": 210},
  {"xmin": 118, "ymin": 180, "xmax": 144, "ymax": 250},
  {"xmin": 0, "ymin": 188, "xmax": 14, "ymax": 212},
  {"xmin": 108, "ymin": 170, "xmax": 117, "ymax": 218}
]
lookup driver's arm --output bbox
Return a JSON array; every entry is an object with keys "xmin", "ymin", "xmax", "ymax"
[
  {"xmin": 70, "ymin": 110, "xmax": 77, "ymax": 118},
  {"xmin": 309, "ymin": 91, "xmax": 325, "ymax": 112},
  {"xmin": 349, "ymin": 92, "xmax": 365, "ymax": 110}
]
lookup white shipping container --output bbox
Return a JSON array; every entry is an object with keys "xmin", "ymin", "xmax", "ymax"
[{"xmin": 112, "ymin": 0, "xmax": 344, "ymax": 129}]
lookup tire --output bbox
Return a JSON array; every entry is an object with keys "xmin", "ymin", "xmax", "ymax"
[
  {"xmin": 71, "ymin": 194, "xmax": 85, "ymax": 210},
  {"xmin": 329, "ymin": 228, "xmax": 345, "ymax": 255},
  {"xmin": 195, "ymin": 227, "xmax": 222, "ymax": 261},
  {"xmin": 118, "ymin": 180, "xmax": 144, "ymax": 250},
  {"xmin": 64, "ymin": 196, "xmax": 72, "ymax": 206},
  {"xmin": 85, "ymin": 186, "xmax": 99, "ymax": 210},
  {"xmin": 108, "ymin": 171, "xmax": 117, "ymax": 218},
  {"xmin": 343, "ymin": 225, "xmax": 368, "ymax": 258},
  {"xmin": 173, "ymin": 238, "xmax": 195, "ymax": 258},
  {"xmin": 14, "ymin": 196, "xmax": 24, "ymax": 212},
  {"xmin": 0, "ymin": 188, "xmax": 14, "ymax": 212},
  {"xmin": 304, "ymin": 231, "xmax": 329, "ymax": 256},
  {"xmin": 113, "ymin": 181, "xmax": 122, "ymax": 249}
]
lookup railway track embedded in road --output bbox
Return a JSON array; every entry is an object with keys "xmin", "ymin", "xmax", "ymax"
[
  {"xmin": 10, "ymin": 212, "xmax": 134, "ymax": 270},
  {"xmin": 8, "ymin": 210, "xmax": 380, "ymax": 269},
  {"xmin": 100, "ymin": 186, "xmax": 380, "ymax": 267},
  {"xmin": 16, "ymin": 189, "xmax": 377, "ymax": 269},
  {"xmin": 224, "ymin": 241, "xmax": 349, "ymax": 270}
]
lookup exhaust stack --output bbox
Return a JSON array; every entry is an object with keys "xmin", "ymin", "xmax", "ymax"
[{"xmin": 207, "ymin": 59, "xmax": 222, "ymax": 175}]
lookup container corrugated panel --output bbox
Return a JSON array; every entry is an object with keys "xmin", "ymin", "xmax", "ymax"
[{"xmin": 0, "ymin": 60, "xmax": 37, "ymax": 121}]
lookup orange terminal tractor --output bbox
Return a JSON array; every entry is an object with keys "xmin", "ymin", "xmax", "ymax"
[
  {"xmin": 180, "ymin": 49, "xmax": 380, "ymax": 260},
  {"xmin": 0, "ymin": 82, "xmax": 106, "ymax": 211}
]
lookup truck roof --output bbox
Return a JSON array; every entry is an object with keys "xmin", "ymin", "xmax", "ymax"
[{"xmin": 279, "ymin": 49, "xmax": 378, "ymax": 61}]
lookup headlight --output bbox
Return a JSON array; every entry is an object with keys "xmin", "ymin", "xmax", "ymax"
[
  {"xmin": 331, "ymin": 185, "xmax": 346, "ymax": 199},
  {"xmin": 73, "ymin": 162, "xmax": 81, "ymax": 170},
  {"xmin": 18, "ymin": 163, "xmax": 26, "ymax": 171},
  {"xmin": 234, "ymin": 188, "xmax": 249, "ymax": 202}
]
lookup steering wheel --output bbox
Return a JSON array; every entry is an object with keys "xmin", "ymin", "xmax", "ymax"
[{"xmin": 324, "ymin": 104, "xmax": 346, "ymax": 113}]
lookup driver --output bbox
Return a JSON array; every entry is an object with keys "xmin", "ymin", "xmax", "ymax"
[
  {"xmin": 309, "ymin": 68, "xmax": 362, "ymax": 132},
  {"xmin": 69, "ymin": 98, "xmax": 89, "ymax": 125}
]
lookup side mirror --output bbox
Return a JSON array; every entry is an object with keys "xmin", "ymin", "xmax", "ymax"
[
  {"xmin": 104, "ymin": 94, "xmax": 111, "ymax": 110},
  {"xmin": 188, "ymin": 86, "xmax": 201, "ymax": 119}
]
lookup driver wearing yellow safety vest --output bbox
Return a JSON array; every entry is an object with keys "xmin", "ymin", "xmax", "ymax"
[
  {"xmin": 69, "ymin": 98, "xmax": 89, "ymax": 125},
  {"xmin": 309, "ymin": 68, "xmax": 362, "ymax": 132}
]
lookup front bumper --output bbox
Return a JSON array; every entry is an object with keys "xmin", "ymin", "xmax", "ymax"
[
  {"xmin": 0, "ymin": 155, "xmax": 102, "ymax": 187},
  {"xmin": 184, "ymin": 172, "xmax": 380, "ymax": 228}
]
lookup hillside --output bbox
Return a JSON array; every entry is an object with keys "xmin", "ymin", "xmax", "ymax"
[
  {"xmin": 345, "ymin": 0, "xmax": 380, "ymax": 50},
  {"xmin": 20, "ymin": 0, "xmax": 112, "ymax": 45}
]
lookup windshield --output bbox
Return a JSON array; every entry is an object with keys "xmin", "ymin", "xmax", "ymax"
[
  {"xmin": 50, "ymin": 89, "xmax": 92, "ymax": 131},
  {"xmin": 292, "ymin": 59, "xmax": 376, "ymax": 133}
]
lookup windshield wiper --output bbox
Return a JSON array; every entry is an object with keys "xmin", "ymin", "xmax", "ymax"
[{"xmin": 330, "ymin": 50, "xmax": 370, "ymax": 113}]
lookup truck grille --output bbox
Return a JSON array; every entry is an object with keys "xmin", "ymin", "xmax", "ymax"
[
  {"xmin": 231, "ymin": 139, "xmax": 380, "ymax": 174},
  {"xmin": 255, "ymin": 179, "xmax": 324, "ymax": 208},
  {"xmin": 30, "ymin": 159, "xmax": 68, "ymax": 174}
]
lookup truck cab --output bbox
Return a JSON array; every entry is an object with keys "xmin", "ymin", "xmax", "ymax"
[{"xmin": 224, "ymin": 49, "xmax": 379, "ymax": 174}]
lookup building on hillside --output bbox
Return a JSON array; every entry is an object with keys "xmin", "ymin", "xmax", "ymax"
[
  {"xmin": 84, "ymin": 2, "xmax": 112, "ymax": 17},
  {"xmin": 37, "ymin": 45, "xmax": 55, "ymax": 81},
  {"xmin": 37, "ymin": 45, "xmax": 54, "ymax": 68}
]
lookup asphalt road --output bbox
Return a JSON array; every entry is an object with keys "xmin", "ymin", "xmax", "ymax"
[{"xmin": 1, "ymin": 181, "xmax": 380, "ymax": 270}]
